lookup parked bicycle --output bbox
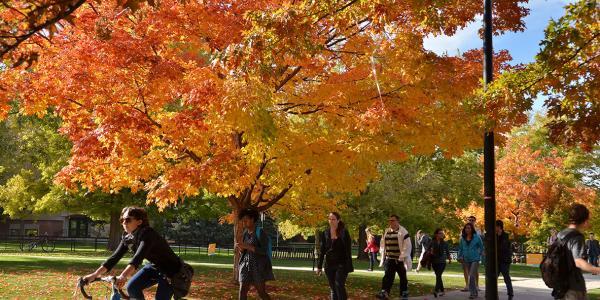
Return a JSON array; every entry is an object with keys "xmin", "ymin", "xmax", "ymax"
[
  {"xmin": 19, "ymin": 235, "xmax": 56, "ymax": 252},
  {"xmin": 75, "ymin": 276, "xmax": 130, "ymax": 299}
]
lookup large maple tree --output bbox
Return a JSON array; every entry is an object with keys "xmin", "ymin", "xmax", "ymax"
[{"xmin": 1, "ymin": 0, "xmax": 530, "ymax": 275}]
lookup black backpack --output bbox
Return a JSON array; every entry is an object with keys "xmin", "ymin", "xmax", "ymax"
[
  {"xmin": 170, "ymin": 259, "xmax": 194, "ymax": 299},
  {"xmin": 540, "ymin": 230, "xmax": 580, "ymax": 297}
]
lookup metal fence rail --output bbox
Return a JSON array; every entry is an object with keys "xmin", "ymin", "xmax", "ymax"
[
  {"xmin": 0, "ymin": 235, "xmax": 531, "ymax": 264},
  {"xmin": 0, "ymin": 235, "xmax": 320, "ymax": 261}
]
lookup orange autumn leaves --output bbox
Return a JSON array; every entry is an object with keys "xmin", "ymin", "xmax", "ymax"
[
  {"xmin": 495, "ymin": 137, "xmax": 596, "ymax": 235},
  {"xmin": 0, "ymin": 0, "xmax": 530, "ymax": 221}
]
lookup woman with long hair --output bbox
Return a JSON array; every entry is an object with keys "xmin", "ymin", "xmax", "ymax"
[
  {"xmin": 458, "ymin": 223, "xmax": 484, "ymax": 299},
  {"xmin": 316, "ymin": 212, "xmax": 354, "ymax": 300},
  {"xmin": 364, "ymin": 228, "xmax": 379, "ymax": 271}
]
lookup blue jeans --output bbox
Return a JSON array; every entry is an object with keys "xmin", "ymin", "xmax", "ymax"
[
  {"xmin": 589, "ymin": 255, "xmax": 598, "ymax": 267},
  {"xmin": 369, "ymin": 252, "xmax": 378, "ymax": 270},
  {"xmin": 111, "ymin": 264, "xmax": 173, "ymax": 300},
  {"xmin": 462, "ymin": 261, "xmax": 479, "ymax": 297}
]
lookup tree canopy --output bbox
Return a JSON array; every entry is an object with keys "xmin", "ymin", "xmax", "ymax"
[
  {"xmin": 485, "ymin": 0, "xmax": 599, "ymax": 150},
  {"xmin": 0, "ymin": 1, "xmax": 531, "ymax": 225}
]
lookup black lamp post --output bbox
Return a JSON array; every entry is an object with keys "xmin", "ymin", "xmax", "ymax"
[{"xmin": 483, "ymin": 0, "xmax": 498, "ymax": 299}]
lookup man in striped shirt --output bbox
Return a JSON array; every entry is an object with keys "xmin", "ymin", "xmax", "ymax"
[{"xmin": 376, "ymin": 215, "xmax": 412, "ymax": 300}]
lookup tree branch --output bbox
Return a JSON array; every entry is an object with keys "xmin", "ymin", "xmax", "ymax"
[
  {"xmin": 519, "ymin": 32, "xmax": 600, "ymax": 94},
  {"xmin": 1, "ymin": 0, "xmax": 86, "ymax": 59},
  {"xmin": 255, "ymin": 184, "xmax": 293, "ymax": 211},
  {"xmin": 275, "ymin": 66, "xmax": 302, "ymax": 92}
]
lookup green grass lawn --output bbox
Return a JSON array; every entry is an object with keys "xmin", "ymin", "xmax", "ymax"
[
  {"xmin": 0, "ymin": 248, "xmax": 541, "ymax": 299},
  {"xmin": 0, "ymin": 242, "xmax": 543, "ymax": 278},
  {"xmin": 589, "ymin": 289, "xmax": 600, "ymax": 300}
]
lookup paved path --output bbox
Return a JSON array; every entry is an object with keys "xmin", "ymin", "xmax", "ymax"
[{"xmin": 408, "ymin": 273, "xmax": 600, "ymax": 300}]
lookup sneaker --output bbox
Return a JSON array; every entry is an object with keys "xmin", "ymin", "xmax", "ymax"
[
  {"xmin": 433, "ymin": 291, "xmax": 438, "ymax": 298},
  {"xmin": 461, "ymin": 288, "xmax": 469, "ymax": 292},
  {"xmin": 469, "ymin": 294, "xmax": 478, "ymax": 299},
  {"xmin": 401, "ymin": 291, "xmax": 409, "ymax": 300},
  {"xmin": 367, "ymin": 268, "xmax": 373, "ymax": 271},
  {"xmin": 375, "ymin": 290, "xmax": 389, "ymax": 299},
  {"xmin": 439, "ymin": 292, "xmax": 445, "ymax": 296}
]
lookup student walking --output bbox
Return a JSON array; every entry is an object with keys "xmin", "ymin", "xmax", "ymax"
[
  {"xmin": 364, "ymin": 228, "xmax": 380, "ymax": 271},
  {"xmin": 415, "ymin": 230, "xmax": 432, "ymax": 272},
  {"xmin": 317, "ymin": 212, "xmax": 354, "ymax": 300},
  {"xmin": 496, "ymin": 220, "xmax": 514, "ymax": 300},
  {"xmin": 586, "ymin": 233, "xmax": 600, "ymax": 267},
  {"xmin": 549, "ymin": 204, "xmax": 600, "ymax": 299},
  {"xmin": 464, "ymin": 216, "xmax": 481, "ymax": 291},
  {"xmin": 429, "ymin": 228, "xmax": 451, "ymax": 298},
  {"xmin": 237, "ymin": 208, "xmax": 274, "ymax": 300},
  {"xmin": 375, "ymin": 215, "xmax": 412, "ymax": 300},
  {"xmin": 458, "ymin": 223, "xmax": 483, "ymax": 299}
]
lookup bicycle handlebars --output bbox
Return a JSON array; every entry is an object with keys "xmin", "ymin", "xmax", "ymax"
[{"xmin": 76, "ymin": 276, "xmax": 130, "ymax": 299}]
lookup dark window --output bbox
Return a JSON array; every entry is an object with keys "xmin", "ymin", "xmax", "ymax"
[{"xmin": 69, "ymin": 217, "xmax": 89, "ymax": 237}]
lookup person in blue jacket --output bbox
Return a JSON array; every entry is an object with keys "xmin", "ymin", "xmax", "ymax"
[{"xmin": 458, "ymin": 223, "xmax": 484, "ymax": 299}]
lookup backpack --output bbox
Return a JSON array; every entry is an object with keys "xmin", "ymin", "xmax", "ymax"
[
  {"xmin": 170, "ymin": 259, "xmax": 194, "ymax": 299},
  {"xmin": 256, "ymin": 227, "xmax": 272, "ymax": 260},
  {"xmin": 540, "ymin": 230, "xmax": 580, "ymax": 297}
]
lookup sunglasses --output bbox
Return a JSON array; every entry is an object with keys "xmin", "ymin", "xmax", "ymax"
[{"xmin": 120, "ymin": 217, "xmax": 133, "ymax": 224}]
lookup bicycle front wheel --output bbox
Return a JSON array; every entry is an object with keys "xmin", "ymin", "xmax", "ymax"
[{"xmin": 42, "ymin": 240, "xmax": 56, "ymax": 252}]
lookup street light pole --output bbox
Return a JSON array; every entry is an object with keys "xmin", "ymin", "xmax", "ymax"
[{"xmin": 483, "ymin": 0, "xmax": 498, "ymax": 299}]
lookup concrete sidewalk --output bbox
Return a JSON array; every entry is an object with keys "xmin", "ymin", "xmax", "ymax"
[{"xmin": 408, "ymin": 273, "xmax": 600, "ymax": 300}]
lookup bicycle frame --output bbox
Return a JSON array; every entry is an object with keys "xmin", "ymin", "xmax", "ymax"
[
  {"xmin": 19, "ymin": 236, "xmax": 55, "ymax": 252},
  {"xmin": 76, "ymin": 276, "xmax": 130, "ymax": 299}
]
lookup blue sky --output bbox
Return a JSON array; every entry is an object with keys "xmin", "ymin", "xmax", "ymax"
[{"xmin": 423, "ymin": 0, "xmax": 575, "ymax": 112}]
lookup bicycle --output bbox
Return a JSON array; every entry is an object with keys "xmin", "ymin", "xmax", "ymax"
[
  {"xmin": 75, "ymin": 276, "xmax": 130, "ymax": 299},
  {"xmin": 19, "ymin": 235, "xmax": 56, "ymax": 252}
]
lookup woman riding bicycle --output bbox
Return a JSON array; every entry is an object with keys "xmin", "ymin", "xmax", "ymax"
[{"xmin": 83, "ymin": 206, "xmax": 187, "ymax": 300}]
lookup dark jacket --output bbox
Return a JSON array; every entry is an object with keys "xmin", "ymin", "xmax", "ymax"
[
  {"xmin": 318, "ymin": 228, "xmax": 354, "ymax": 273},
  {"xmin": 497, "ymin": 231, "xmax": 512, "ymax": 264},
  {"xmin": 419, "ymin": 234, "xmax": 432, "ymax": 251},
  {"xmin": 102, "ymin": 226, "xmax": 182, "ymax": 277},
  {"xmin": 586, "ymin": 239, "xmax": 600, "ymax": 256},
  {"xmin": 429, "ymin": 239, "xmax": 450, "ymax": 264}
]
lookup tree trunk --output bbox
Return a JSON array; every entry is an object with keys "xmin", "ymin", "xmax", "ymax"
[
  {"xmin": 232, "ymin": 208, "xmax": 244, "ymax": 282},
  {"xmin": 357, "ymin": 224, "xmax": 369, "ymax": 260},
  {"xmin": 107, "ymin": 210, "xmax": 122, "ymax": 251}
]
